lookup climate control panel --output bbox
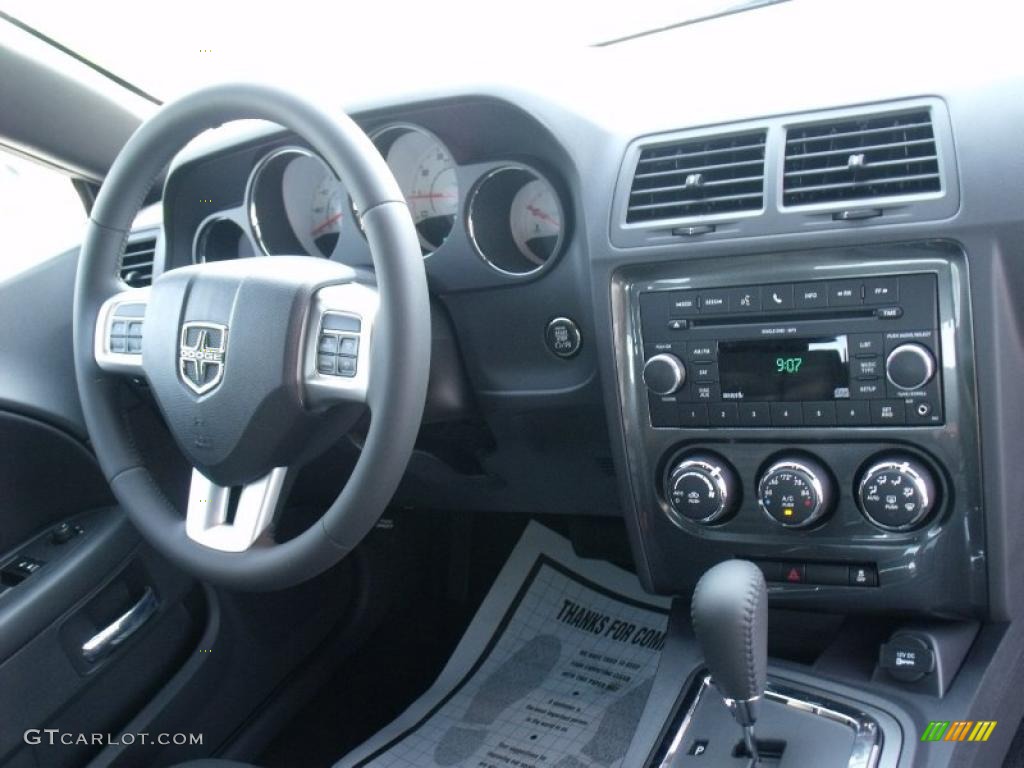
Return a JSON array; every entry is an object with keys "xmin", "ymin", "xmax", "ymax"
[{"xmin": 663, "ymin": 449, "xmax": 940, "ymax": 535}]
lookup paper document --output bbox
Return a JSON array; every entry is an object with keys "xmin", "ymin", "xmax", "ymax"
[{"xmin": 340, "ymin": 521, "xmax": 671, "ymax": 768}]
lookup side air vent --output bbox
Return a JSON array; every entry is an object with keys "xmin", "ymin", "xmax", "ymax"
[
  {"xmin": 626, "ymin": 131, "xmax": 767, "ymax": 224},
  {"xmin": 120, "ymin": 238, "xmax": 156, "ymax": 287},
  {"xmin": 783, "ymin": 109, "xmax": 941, "ymax": 207}
]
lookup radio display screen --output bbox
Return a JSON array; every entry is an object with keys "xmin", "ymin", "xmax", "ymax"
[{"xmin": 718, "ymin": 336, "xmax": 849, "ymax": 401}]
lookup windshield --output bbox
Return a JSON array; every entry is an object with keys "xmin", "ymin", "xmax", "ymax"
[{"xmin": 1, "ymin": 0, "xmax": 781, "ymax": 102}]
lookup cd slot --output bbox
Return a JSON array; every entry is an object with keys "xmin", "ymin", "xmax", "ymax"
[{"xmin": 688, "ymin": 307, "xmax": 876, "ymax": 328}]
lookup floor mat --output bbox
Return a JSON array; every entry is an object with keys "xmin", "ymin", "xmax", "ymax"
[{"xmin": 337, "ymin": 521, "xmax": 671, "ymax": 768}]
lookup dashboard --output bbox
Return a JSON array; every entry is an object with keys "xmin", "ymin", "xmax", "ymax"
[{"xmin": 145, "ymin": 2, "xmax": 1024, "ymax": 626}]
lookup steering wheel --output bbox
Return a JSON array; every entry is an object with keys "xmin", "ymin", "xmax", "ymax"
[{"xmin": 73, "ymin": 84, "xmax": 430, "ymax": 590}]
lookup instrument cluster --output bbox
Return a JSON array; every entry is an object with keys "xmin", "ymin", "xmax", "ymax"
[{"xmin": 191, "ymin": 122, "xmax": 569, "ymax": 279}]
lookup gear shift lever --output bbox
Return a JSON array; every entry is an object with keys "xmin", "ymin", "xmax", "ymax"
[{"xmin": 691, "ymin": 560, "xmax": 768, "ymax": 763}]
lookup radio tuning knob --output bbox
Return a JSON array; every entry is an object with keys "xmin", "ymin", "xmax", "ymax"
[
  {"xmin": 643, "ymin": 353, "xmax": 687, "ymax": 395},
  {"xmin": 886, "ymin": 343, "xmax": 936, "ymax": 391},
  {"xmin": 665, "ymin": 453, "xmax": 740, "ymax": 524}
]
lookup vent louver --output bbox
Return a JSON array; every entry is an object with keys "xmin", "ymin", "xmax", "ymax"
[
  {"xmin": 783, "ymin": 109, "xmax": 941, "ymax": 207},
  {"xmin": 119, "ymin": 238, "xmax": 155, "ymax": 287},
  {"xmin": 626, "ymin": 131, "xmax": 767, "ymax": 224}
]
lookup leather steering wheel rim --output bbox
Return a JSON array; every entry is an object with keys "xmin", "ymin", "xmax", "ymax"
[{"xmin": 72, "ymin": 84, "xmax": 430, "ymax": 590}]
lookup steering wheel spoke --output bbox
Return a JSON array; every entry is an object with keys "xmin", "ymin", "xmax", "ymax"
[
  {"xmin": 185, "ymin": 467, "xmax": 288, "ymax": 552},
  {"xmin": 303, "ymin": 281, "xmax": 379, "ymax": 406},
  {"xmin": 94, "ymin": 288, "xmax": 149, "ymax": 376}
]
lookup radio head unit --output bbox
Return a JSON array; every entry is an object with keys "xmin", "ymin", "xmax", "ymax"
[{"xmin": 638, "ymin": 272, "xmax": 942, "ymax": 429}]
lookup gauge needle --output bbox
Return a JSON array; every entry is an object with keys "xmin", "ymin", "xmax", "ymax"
[
  {"xmin": 527, "ymin": 204, "xmax": 560, "ymax": 227},
  {"xmin": 311, "ymin": 212, "xmax": 343, "ymax": 236},
  {"xmin": 405, "ymin": 193, "xmax": 455, "ymax": 200}
]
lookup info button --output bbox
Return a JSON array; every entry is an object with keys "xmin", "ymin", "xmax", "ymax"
[{"xmin": 794, "ymin": 282, "xmax": 828, "ymax": 309}]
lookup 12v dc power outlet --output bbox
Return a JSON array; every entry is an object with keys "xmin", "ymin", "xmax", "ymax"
[{"xmin": 880, "ymin": 633, "xmax": 935, "ymax": 683}]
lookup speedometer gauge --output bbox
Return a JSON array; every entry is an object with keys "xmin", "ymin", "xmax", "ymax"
[{"xmin": 372, "ymin": 125, "xmax": 458, "ymax": 253}]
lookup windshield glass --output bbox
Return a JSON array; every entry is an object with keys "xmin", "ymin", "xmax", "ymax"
[{"xmin": 2, "ymin": 0, "xmax": 780, "ymax": 102}]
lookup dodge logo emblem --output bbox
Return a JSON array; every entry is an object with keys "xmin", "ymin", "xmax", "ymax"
[{"xmin": 179, "ymin": 322, "xmax": 227, "ymax": 395}]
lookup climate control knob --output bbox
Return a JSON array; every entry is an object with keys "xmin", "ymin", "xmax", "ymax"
[
  {"xmin": 885, "ymin": 343, "xmax": 936, "ymax": 391},
  {"xmin": 858, "ymin": 457, "xmax": 937, "ymax": 531},
  {"xmin": 643, "ymin": 353, "xmax": 687, "ymax": 395},
  {"xmin": 758, "ymin": 456, "xmax": 835, "ymax": 528},
  {"xmin": 665, "ymin": 453, "xmax": 740, "ymax": 524}
]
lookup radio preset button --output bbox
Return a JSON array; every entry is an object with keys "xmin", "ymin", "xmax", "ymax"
[
  {"xmin": 770, "ymin": 404, "xmax": 804, "ymax": 426},
  {"xmin": 803, "ymin": 402, "xmax": 837, "ymax": 426},
  {"xmin": 794, "ymin": 282, "xmax": 828, "ymax": 308},
  {"xmin": 709, "ymin": 403, "xmax": 739, "ymax": 426},
  {"xmin": 828, "ymin": 280, "xmax": 863, "ymax": 306},
  {"xmin": 836, "ymin": 401, "xmax": 871, "ymax": 425},
  {"xmin": 871, "ymin": 400, "xmax": 907, "ymax": 425},
  {"xmin": 739, "ymin": 403, "xmax": 771, "ymax": 426},
  {"xmin": 679, "ymin": 403, "xmax": 709, "ymax": 426},
  {"xmin": 864, "ymin": 277, "xmax": 899, "ymax": 304},
  {"xmin": 668, "ymin": 291, "xmax": 699, "ymax": 317},
  {"xmin": 761, "ymin": 284, "xmax": 794, "ymax": 310}
]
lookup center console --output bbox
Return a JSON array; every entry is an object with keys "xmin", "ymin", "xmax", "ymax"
[{"xmin": 611, "ymin": 241, "xmax": 984, "ymax": 617}]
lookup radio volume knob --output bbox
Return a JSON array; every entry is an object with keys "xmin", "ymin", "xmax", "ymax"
[
  {"xmin": 643, "ymin": 353, "xmax": 687, "ymax": 395},
  {"xmin": 886, "ymin": 343, "xmax": 936, "ymax": 391}
]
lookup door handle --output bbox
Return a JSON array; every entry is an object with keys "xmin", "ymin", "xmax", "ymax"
[{"xmin": 81, "ymin": 587, "xmax": 159, "ymax": 663}]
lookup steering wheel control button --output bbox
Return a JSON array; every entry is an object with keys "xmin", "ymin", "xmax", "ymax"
[
  {"xmin": 317, "ymin": 333, "xmax": 359, "ymax": 377},
  {"xmin": 545, "ymin": 317, "xmax": 582, "ymax": 359},
  {"xmin": 643, "ymin": 353, "xmax": 686, "ymax": 395},
  {"xmin": 665, "ymin": 453, "xmax": 740, "ymax": 524},
  {"xmin": 322, "ymin": 312, "xmax": 361, "ymax": 332},
  {"xmin": 858, "ymin": 457, "xmax": 937, "ymax": 531},
  {"xmin": 886, "ymin": 343, "xmax": 936, "ymax": 390},
  {"xmin": 758, "ymin": 456, "xmax": 835, "ymax": 528}
]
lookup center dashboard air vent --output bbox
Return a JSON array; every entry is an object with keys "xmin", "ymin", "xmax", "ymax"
[
  {"xmin": 119, "ymin": 237, "xmax": 156, "ymax": 287},
  {"xmin": 782, "ymin": 108, "xmax": 942, "ymax": 207},
  {"xmin": 626, "ymin": 130, "xmax": 767, "ymax": 224}
]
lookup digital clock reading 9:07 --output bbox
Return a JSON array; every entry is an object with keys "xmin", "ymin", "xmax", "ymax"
[{"xmin": 719, "ymin": 336, "xmax": 849, "ymax": 402}]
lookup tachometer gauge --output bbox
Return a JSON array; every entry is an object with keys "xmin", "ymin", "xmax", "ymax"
[
  {"xmin": 509, "ymin": 178, "xmax": 563, "ymax": 266},
  {"xmin": 372, "ymin": 125, "xmax": 458, "ymax": 253},
  {"xmin": 248, "ymin": 147, "xmax": 346, "ymax": 258},
  {"xmin": 467, "ymin": 165, "xmax": 566, "ymax": 276}
]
